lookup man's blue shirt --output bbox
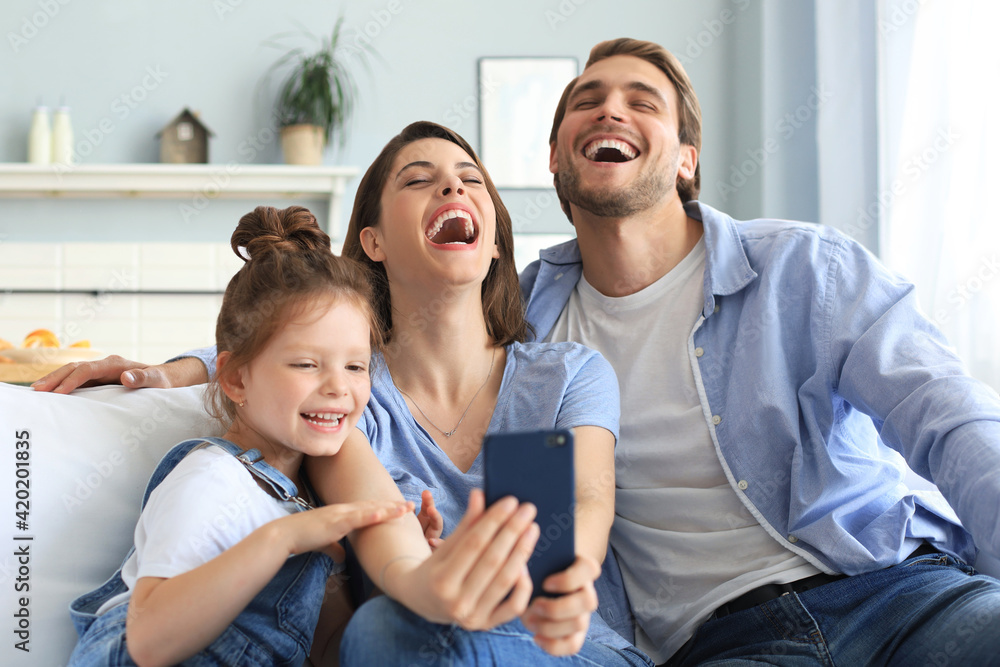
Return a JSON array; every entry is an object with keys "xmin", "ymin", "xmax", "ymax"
[{"xmin": 522, "ymin": 201, "xmax": 1000, "ymax": 579}]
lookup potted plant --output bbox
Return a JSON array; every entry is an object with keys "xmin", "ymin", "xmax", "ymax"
[{"xmin": 264, "ymin": 17, "xmax": 362, "ymax": 165}]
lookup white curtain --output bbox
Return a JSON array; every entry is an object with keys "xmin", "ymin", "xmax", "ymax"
[
  {"xmin": 878, "ymin": 0, "xmax": 1000, "ymax": 391},
  {"xmin": 814, "ymin": 0, "xmax": 879, "ymax": 252}
]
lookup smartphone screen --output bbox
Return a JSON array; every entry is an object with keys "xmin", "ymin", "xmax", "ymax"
[{"xmin": 483, "ymin": 429, "xmax": 575, "ymax": 598}]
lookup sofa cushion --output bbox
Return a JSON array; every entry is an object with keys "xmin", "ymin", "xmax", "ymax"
[{"xmin": 0, "ymin": 382, "xmax": 222, "ymax": 666}]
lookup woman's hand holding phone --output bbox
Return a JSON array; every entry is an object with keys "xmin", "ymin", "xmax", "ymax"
[
  {"xmin": 382, "ymin": 489, "xmax": 540, "ymax": 630},
  {"xmin": 520, "ymin": 554, "xmax": 601, "ymax": 655},
  {"xmin": 481, "ymin": 429, "xmax": 592, "ymax": 654}
]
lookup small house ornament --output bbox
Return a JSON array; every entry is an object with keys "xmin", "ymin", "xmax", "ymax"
[{"xmin": 157, "ymin": 108, "xmax": 213, "ymax": 163}]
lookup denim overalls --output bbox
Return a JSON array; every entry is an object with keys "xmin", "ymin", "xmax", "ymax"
[{"xmin": 68, "ymin": 437, "xmax": 334, "ymax": 666}]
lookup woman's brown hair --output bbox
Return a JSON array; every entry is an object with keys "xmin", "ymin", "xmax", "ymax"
[
  {"xmin": 341, "ymin": 121, "xmax": 529, "ymax": 349},
  {"xmin": 208, "ymin": 205, "xmax": 381, "ymax": 423}
]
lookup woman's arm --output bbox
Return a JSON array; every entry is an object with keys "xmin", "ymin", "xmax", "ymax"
[
  {"xmin": 570, "ymin": 424, "xmax": 616, "ymax": 565},
  {"xmin": 307, "ymin": 430, "xmax": 539, "ymax": 629},
  {"xmin": 31, "ymin": 354, "xmax": 209, "ymax": 394},
  {"xmin": 125, "ymin": 499, "xmax": 411, "ymax": 667},
  {"xmin": 522, "ymin": 424, "xmax": 616, "ymax": 656}
]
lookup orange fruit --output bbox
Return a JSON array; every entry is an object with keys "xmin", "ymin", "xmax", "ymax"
[
  {"xmin": 69, "ymin": 340, "xmax": 91, "ymax": 348},
  {"xmin": 0, "ymin": 338, "xmax": 12, "ymax": 351},
  {"xmin": 23, "ymin": 329, "xmax": 61, "ymax": 348}
]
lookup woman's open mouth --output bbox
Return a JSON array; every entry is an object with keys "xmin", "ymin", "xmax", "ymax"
[{"xmin": 425, "ymin": 207, "xmax": 479, "ymax": 246}]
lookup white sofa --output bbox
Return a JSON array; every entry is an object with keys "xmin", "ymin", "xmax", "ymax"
[
  {"xmin": 1, "ymin": 381, "xmax": 997, "ymax": 665},
  {"xmin": 0, "ymin": 382, "xmax": 222, "ymax": 666}
]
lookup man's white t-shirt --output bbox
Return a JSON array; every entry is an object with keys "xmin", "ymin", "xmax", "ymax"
[
  {"xmin": 547, "ymin": 238, "xmax": 819, "ymax": 662},
  {"xmin": 96, "ymin": 446, "xmax": 299, "ymax": 614}
]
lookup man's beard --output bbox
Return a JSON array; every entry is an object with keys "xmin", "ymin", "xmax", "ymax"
[{"xmin": 556, "ymin": 148, "xmax": 674, "ymax": 218}]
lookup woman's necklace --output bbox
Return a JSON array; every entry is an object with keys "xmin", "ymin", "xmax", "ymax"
[{"xmin": 396, "ymin": 347, "xmax": 497, "ymax": 438}]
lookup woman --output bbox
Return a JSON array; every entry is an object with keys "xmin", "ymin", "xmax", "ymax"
[
  {"xmin": 326, "ymin": 121, "xmax": 649, "ymax": 665},
  {"xmin": 35, "ymin": 122, "xmax": 651, "ymax": 666}
]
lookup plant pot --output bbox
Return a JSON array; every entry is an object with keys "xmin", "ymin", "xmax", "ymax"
[{"xmin": 280, "ymin": 124, "xmax": 326, "ymax": 165}]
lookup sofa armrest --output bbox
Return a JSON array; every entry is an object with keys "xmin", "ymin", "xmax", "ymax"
[{"xmin": 0, "ymin": 383, "xmax": 223, "ymax": 665}]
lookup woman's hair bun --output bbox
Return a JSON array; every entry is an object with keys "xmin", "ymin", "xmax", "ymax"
[{"xmin": 231, "ymin": 205, "xmax": 332, "ymax": 263}]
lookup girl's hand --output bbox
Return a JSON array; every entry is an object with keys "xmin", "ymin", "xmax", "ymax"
[
  {"xmin": 416, "ymin": 489, "xmax": 444, "ymax": 550},
  {"xmin": 520, "ymin": 554, "xmax": 601, "ymax": 656},
  {"xmin": 383, "ymin": 489, "xmax": 539, "ymax": 630},
  {"xmin": 282, "ymin": 500, "xmax": 414, "ymax": 562},
  {"xmin": 125, "ymin": 498, "xmax": 414, "ymax": 667}
]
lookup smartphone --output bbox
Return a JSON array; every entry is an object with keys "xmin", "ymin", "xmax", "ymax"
[{"xmin": 483, "ymin": 429, "xmax": 575, "ymax": 598}]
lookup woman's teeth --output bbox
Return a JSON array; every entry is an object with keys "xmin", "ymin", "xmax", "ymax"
[{"xmin": 426, "ymin": 209, "xmax": 475, "ymax": 243}]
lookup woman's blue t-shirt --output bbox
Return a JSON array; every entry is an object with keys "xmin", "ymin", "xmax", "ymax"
[{"xmin": 358, "ymin": 340, "xmax": 620, "ymax": 535}]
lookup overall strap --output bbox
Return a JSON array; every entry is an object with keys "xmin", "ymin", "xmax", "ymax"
[{"xmin": 195, "ymin": 437, "xmax": 315, "ymax": 511}]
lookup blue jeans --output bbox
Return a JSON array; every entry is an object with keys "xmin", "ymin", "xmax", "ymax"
[
  {"xmin": 667, "ymin": 551, "xmax": 1000, "ymax": 666},
  {"xmin": 340, "ymin": 596, "xmax": 653, "ymax": 666},
  {"xmin": 67, "ymin": 599, "xmax": 320, "ymax": 666}
]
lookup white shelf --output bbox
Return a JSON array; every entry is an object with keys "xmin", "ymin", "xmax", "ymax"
[{"xmin": 0, "ymin": 163, "xmax": 359, "ymax": 238}]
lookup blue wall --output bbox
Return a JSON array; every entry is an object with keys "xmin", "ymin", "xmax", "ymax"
[{"xmin": 1, "ymin": 0, "xmax": 829, "ymax": 244}]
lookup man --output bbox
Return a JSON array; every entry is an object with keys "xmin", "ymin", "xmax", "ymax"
[{"xmin": 521, "ymin": 37, "xmax": 1000, "ymax": 664}]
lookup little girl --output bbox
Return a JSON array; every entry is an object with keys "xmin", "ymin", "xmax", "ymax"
[{"xmin": 67, "ymin": 206, "xmax": 415, "ymax": 666}]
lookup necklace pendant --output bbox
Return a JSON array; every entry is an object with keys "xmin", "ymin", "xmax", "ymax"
[{"xmin": 396, "ymin": 347, "xmax": 497, "ymax": 442}]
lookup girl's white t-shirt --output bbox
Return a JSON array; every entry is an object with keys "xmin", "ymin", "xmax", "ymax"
[{"xmin": 96, "ymin": 446, "xmax": 298, "ymax": 614}]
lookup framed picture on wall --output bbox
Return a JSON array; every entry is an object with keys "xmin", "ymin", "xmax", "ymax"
[{"xmin": 478, "ymin": 57, "xmax": 578, "ymax": 189}]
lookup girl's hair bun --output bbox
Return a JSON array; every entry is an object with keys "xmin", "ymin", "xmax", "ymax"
[{"xmin": 231, "ymin": 205, "xmax": 331, "ymax": 263}]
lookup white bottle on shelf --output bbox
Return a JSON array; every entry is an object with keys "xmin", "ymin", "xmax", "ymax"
[
  {"xmin": 28, "ymin": 106, "xmax": 52, "ymax": 164},
  {"xmin": 51, "ymin": 106, "xmax": 74, "ymax": 165}
]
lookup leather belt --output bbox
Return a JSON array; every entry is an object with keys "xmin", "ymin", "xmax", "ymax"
[{"xmin": 711, "ymin": 542, "xmax": 940, "ymax": 620}]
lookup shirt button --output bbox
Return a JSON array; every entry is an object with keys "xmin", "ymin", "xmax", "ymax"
[
  {"xmin": 695, "ymin": 347, "xmax": 704, "ymax": 357},
  {"xmin": 737, "ymin": 480, "xmax": 748, "ymax": 490},
  {"xmin": 714, "ymin": 304, "xmax": 721, "ymax": 313},
  {"xmin": 712, "ymin": 415, "xmax": 721, "ymax": 425},
  {"xmin": 788, "ymin": 535, "xmax": 799, "ymax": 543}
]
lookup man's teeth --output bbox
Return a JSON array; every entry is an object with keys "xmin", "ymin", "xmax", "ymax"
[
  {"xmin": 585, "ymin": 139, "xmax": 637, "ymax": 160},
  {"xmin": 425, "ymin": 209, "xmax": 475, "ymax": 241},
  {"xmin": 302, "ymin": 412, "xmax": 344, "ymax": 426}
]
